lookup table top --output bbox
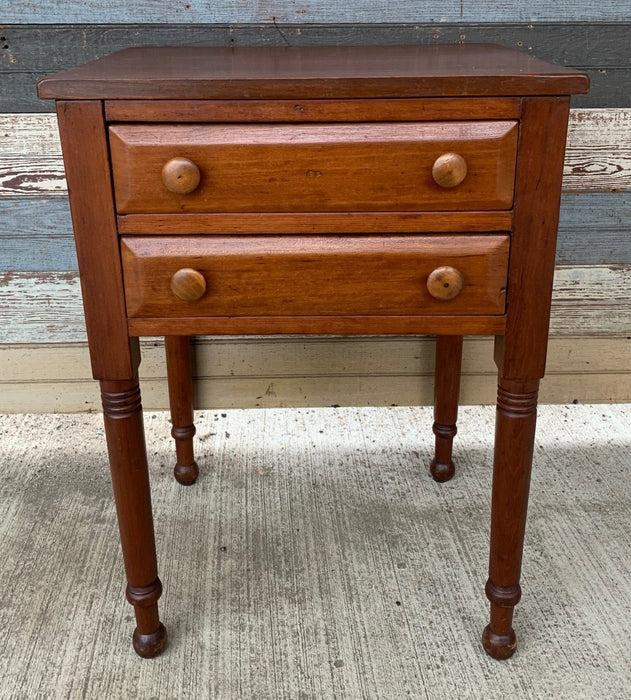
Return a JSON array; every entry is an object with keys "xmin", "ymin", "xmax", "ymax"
[{"xmin": 37, "ymin": 44, "xmax": 589, "ymax": 101}]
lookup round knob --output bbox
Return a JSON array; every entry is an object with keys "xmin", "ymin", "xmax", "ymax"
[
  {"xmin": 432, "ymin": 153, "xmax": 468, "ymax": 188},
  {"xmin": 162, "ymin": 157, "xmax": 201, "ymax": 194},
  {"xmin": 427, "ymin": 266, "xmax": 465, "ymax": 301},
  {"xmin": 171, "ymin": 268, "xmax": 207, "ymax": 301}
]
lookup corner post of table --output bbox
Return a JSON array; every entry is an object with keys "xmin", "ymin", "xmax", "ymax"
[
  {"xmin": 55, "ymin": 100, "xmax": 167, "ymax": 657},
  {"xmin": 483, "ymin": 96, "xmax": 572, "ymax": 660}
]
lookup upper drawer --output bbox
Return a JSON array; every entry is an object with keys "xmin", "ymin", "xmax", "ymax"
[{"xmin": 109, "ymin": 122, "xmax": 518, "ymax": 214}]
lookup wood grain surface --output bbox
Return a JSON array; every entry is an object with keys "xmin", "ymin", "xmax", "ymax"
[
  {"xmin": 104, "ymin": 97, "xmax": 522, "ymax": 123},
  {"xmin": 120, "ymin": 235, "xmax": 509, "ymax": 318},
  {"xmin": 36, "ymin": 45, "xmax": 589, "ymax": 101},
  {"xmin": 109, "ymin": 121, "xmax": 518, "ymax": 214}
]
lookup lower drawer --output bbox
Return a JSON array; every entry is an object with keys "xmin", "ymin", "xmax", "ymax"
[{"xmin": 121, "ymin": 235, "xmax": 509, "ymax": 318}]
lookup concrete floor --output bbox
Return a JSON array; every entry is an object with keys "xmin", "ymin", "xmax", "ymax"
[{"xmin": 0, "ymin": 404, "xmax": 630, "ymax": 699}]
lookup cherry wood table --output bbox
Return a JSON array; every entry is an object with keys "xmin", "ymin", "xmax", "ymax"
[{"xmin": 38, "ymin": 44, "xmax": 588, "ymax": 660}]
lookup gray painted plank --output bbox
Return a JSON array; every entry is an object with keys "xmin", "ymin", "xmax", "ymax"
[
  {"xmin": 6, "ymin": 2, "xmax": 631, "ymax": 23},
  {"xmin": 1, "ymin": 193, "xmax": 629, "ymax": 272},
  {"xmin": 557, "ymin": 193, "xmax": 631, "ymax": 264},
  {"xmin": 4, "ymin": 23, "xmax": 630, "ymax": 70},
  {"xmin": 3, "ymin": 23, "xmax": 629, "ymax": 111}
]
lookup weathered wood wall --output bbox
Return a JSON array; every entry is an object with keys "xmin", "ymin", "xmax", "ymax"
[{"xmin": 1, "ymin": 5, "xmax": 630, "ymax": 411}]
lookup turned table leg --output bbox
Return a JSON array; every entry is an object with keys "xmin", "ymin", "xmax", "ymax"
[
  {"xmin": 101, "ymin": 378, "xmax": 168, "ymax": 658},
  {"xmin": 165, "ymin": 335, "xmax": 199, "ymax": 485},
  {"xmin": 430, "ymin": 335, "xmax": 463, "ymax": 482},
  {"xmin": 482, "ymin": 377, "xmax": 539, "ymax": 660}
]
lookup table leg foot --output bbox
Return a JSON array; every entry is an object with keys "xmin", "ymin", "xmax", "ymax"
[
  {"xmin": 132, "ymin": 623, "xmax": 168, "ymax": 658},
  {"xmin": 172, "ymin": 425, "xmax": 199, "ymax": 485},
  {"xmin": 429, "ymin": 446, "xmax": 455, "ymax": 483},
  {"xmin": 482, "ymin": 624, "xmax": 517, "ymax": 660},
  {"xmin": 126, "ymin": 577, "xmax": 169, "ymax": 658},
  {"xmin": 174, "ymin": 460, "xmax": 199, "ymax": 485}
]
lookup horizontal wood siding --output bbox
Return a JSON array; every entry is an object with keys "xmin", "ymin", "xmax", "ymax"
[
  {"xmin": 2, "ymin": 267, "xmax": 629, "ymax": 344},
  {"xmin": 7, "ymin": 4, "xmax": 630, "ymax": 23},
  {"xmin": 2, "ymin": 10, "xmax": 629, "ymax": 409},
  {"xmin": 1, "ymin": 336, "xmax": 629, "ymax": 412},
  {"xmin": 2, "ymin": 24, "xmax": 629, "ymax": 111}
]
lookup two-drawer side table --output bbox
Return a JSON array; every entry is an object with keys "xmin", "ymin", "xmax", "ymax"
[{"xmin": 37, "ymin": 44, "xmax": 589, "ymax": 660}]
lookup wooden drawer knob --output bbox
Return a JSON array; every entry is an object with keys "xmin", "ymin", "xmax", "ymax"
[
  {"xmin": 427, "ymin": 266, "xmax": 465, "ymax": 300},
  {"xmin": 162, "ymin": 157, "xmax": 201, "ymax": 194},
  {"xmin": 170, "ymin": 268, "xmax": 207, "ymax": 301},
  {"xmin": 432, "ymin": 153, "xmax": 468, "ymax": 188}
]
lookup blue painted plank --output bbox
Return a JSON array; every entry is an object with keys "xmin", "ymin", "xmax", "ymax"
[
  {"xmin": 7, "ymin": 2, "xmax": 631, "ymax": 24},
  {"xmin": 0, "ymin": 197, "xmax": 77, "ymax": 271},
  {"xmin": 557, "ymin": 192, "xmax": 631, "ymax": 265},
  {"xmin": 0, "ymin": 193, "xmax": 629, "ymax": 272}
]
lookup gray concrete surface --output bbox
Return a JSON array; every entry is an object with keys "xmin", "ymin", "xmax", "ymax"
[{"xmin": 0, "ymin": 404, "xmax": 630, "ymax": 699}]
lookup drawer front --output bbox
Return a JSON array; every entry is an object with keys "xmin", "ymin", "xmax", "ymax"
[
  {"xmin": 110, "ymin": 122, "xmax": 518, "ymax": 214},
  {"xmin": 121, "ymin": 235, "xmax": 509, "ymax": 318}
]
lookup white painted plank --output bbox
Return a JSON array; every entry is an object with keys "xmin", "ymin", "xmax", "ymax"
[
  {"xmin": 0, "ymin": 113, "xmax": 62, "ymax": 155},
  {"xmin": 550, "ymin": 265, "xmax": 631, "ymax": 335},
  {"xmin": 1, "ymin": 266, "xmax": 629, "ymax": 344},
  {"xmin": 7, "ymin": 1, "xmax": 630, "ymax": 23},
  {"xmin": 2, "ymin": 110, "xmax": 629, "ymax": 196},
  {"xmin": 564, "ymin": 109, "xmax": 631, "ymax": 193},
  {"xmin": 0, "ymin": 271, "xmax": 86, "ymax": 342}
]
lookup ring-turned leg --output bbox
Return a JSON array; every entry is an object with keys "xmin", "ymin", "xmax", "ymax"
[
  {"xmin": 430, "ymin": 335, "xmax": 463, "ymax": 482},
  {"xmin": 165, "ymin": 335, "xmax": 199, "ymax": 485},
  {"xmin": 482, "ymin": 377, "xmax": 539, "ymax": 660},
  {"xmin": 101, "ymin": 378, "xmax": 168, "ymax": 658}
]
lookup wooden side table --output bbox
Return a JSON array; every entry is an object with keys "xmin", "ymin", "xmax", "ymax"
[{"xmin": 37, "ymin": 45, "xmax": 588, "ymax": 660}]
